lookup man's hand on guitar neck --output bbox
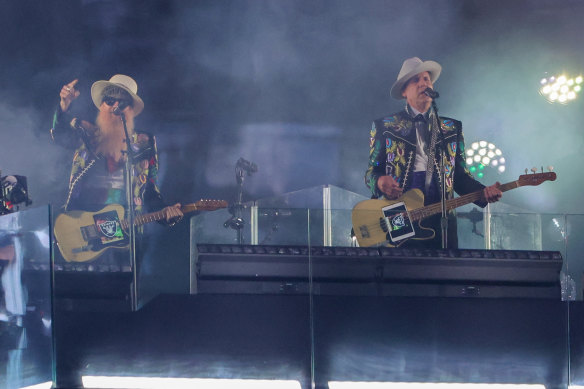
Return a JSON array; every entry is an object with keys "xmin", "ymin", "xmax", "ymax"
[
  {"xmin": 481, "ymin": 182, "xmax": 503, "ymax": 203},
  {"xmin": 377, "ymin": 175, "xmax": 403, "ymax": 200},
  {"xmin": 162, "ymin": 203, "xmax": 184, "ymax": 226}
]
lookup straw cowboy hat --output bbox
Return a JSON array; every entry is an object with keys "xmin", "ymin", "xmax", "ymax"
[
  {"xmin": 390, "ymin": 57, "xmax": 442, "ymax": 100},
  {"xmin": 91, "ymin": 74, "xmax": 144, "ymax": 115}
]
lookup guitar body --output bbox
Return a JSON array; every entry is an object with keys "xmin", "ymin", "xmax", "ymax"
[
  {"xmin": 54, "ymin": 199, "xmax": 228, "ymax": 263},
  {"xmin": 352, "ymin": 172, "xmax": 557, "ymax": 247},
  {"xmin": 352, "ymin": 189, "xmax": 434, "ymax": 247},
  {"xmin": 54, "ymin": 204, "xmax": 128, "ymax": 263}
]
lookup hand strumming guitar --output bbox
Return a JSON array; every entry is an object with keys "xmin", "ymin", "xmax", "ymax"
[{"xmin": 377, "ymin": 175, "xmax": 403, "ymax": 200}]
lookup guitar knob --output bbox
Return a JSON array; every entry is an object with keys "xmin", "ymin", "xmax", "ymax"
[
  {"xmin": 524, "ymin": 168, "xmax": 528, "ymax": 174},
  {"xmin": 548, "ymin": 165, "xmax": 554, "ymax": 172},
  {"xmin": 531, "ymin": 167, "xmax": 537, "ymax": 173}
]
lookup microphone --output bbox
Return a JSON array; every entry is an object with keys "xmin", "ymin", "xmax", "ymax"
[
  {"xmin": 113, "ymin": 106, "xmax": 122, "ymax": 116},
  {"xmin": 423, "ymin": 87, "xmax": 439, "ymax": 99},
  {"xmin": 236, "ymin": 158, "xmax": 258, "ymax": 174}
]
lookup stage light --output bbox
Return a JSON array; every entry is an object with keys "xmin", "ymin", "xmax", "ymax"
[
  {"xmin": 19, "ymin": 382, "xmax": 53, "ymax": 389},
  {"xmin": 539, "ymin": 72, "xmax": 582, "ymax": 104},
  {"xmin": 82, "ymin": 376, "xmax": 301, "ymax": 389},
  {"xmin": 465, "ymin": 141, "xmax": 505, "ymax": 178},
  {"xmin": 328, "ymin": 382, "xmax": 545, "ymax": 389}
]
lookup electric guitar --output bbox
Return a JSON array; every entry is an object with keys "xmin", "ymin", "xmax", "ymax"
[
  {"xmin": 351, "ymin": 172, "xmax": 556, "ymax": 247},
  {"xmin": 54, "ymin": 199, "xmax": 228, "ymax": 263}
]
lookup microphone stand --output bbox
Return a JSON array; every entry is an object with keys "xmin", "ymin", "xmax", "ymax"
[
  {"xmin": 430, "ymin": 99, "xmax": 448, "ymax": 249},
  {"xmin": 223, "ymin": 165, "xmax": 246, "ymax": 244},
  {"xmin": 234, "ymin": 166, "xmax": 246, "ymax": 244},
  {"xmin": 224, "ymin": 159, "xmax": 257, "ymax": 244},
  {"xmin": 119, "ymin": 111, "xmax": 138, "ymax": 311}
]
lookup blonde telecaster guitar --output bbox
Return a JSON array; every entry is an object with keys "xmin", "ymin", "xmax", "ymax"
[
  {"xmin": 54, "ymin": 199, "xmax": 228, "ymax": 262},
  {"xmin": 352, "ymin": 172, "xmax": 556, "ymax": 247}
]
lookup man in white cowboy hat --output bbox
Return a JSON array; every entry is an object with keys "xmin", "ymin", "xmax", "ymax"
[
  {"xmin": 364, "ymin": 57, "xmax": 502, "ymax": 248},
  {"xmin": 50, "ymin": 75, "xmax": 183, "ymax": 260}
]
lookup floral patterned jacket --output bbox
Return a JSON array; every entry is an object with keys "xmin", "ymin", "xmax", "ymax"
[
  {"xmin": 365, "ymin": 109, "xmax": 486, "ymax": 206},
  {"xmin": 51, "ymin": 108, "xmax": 165, "ymax": 214}
]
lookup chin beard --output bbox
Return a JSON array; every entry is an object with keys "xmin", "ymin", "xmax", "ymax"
[{"xmin": 95, "ymin": 110, "xmax": 135, "ymax": 162}]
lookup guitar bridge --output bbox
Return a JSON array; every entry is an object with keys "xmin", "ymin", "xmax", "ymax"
[
  {"xmin": 380, "ymin": 217, "xmax": 389, "ymax": 233},
  {"xmin": 359, "ymin": 225, "xmax": 370, "ymax": 238}
]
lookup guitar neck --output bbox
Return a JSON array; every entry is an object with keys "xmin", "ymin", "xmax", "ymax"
[
  {"xmin": 118, "ymin": 200, "xmax": 227, "ymax": 229},
  {"xmin": 120, "ymin": 209, "xmax": 169, "ymax": 229},
  {"xmin": 409, "ymin": 180, "xmax": 519, "ymax": 222},
  {"xmin": 120, "ymin": 204, "xmax": 195, "ymax": 229}
]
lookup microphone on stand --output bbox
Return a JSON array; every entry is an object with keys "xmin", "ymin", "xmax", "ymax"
[
  {"xmin": 113, "ymin": 106, "xmax": 123, "ymax": 116},
  {"xmin": 236, "ymin": 158, "xmax": 258, "ymax": 174},
  {"xmin": 423, "ymin": 87, "xmax": 439, "ymax": 99}
]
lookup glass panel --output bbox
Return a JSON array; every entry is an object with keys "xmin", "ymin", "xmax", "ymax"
[
  {"xmin": 52, "ymin": 204, "xmax": 136, "ymax": 312},
  {"xmin": 0, "ymin": 206, "xmax": 52, "ymax": 389},
  {"xmin": 46, "ymin": 184, "xmax": 577, "ymax": 389},
  {"xmin": 564, "ymin": 214, "xmax": 584, "ymax": 301},
  {"xmin": 189, "ymin": 204, "xmax": 312, "ymax": 387},
  {"xmin": 255, "ymin": 185, "xmax": 368, "ymax": 247},
  {"xmin": 312, "ymin": 204, "xmax": 568, "ymax": 388}
]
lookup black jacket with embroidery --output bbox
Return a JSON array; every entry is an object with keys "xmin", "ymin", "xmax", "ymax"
[{"xmin": 365, "ymin": 109, "xmax": 486, "ymax": 207}]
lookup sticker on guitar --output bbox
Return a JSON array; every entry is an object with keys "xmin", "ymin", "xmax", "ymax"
[
  {"xmin": 93, "ymin": 210, "xmax": 126, "ymax": 246},
  {"xmin": 382, "ymin": 201, "xmax": 415, "ymax": 242}
]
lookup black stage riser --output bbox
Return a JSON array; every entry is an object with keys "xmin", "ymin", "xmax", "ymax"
[{"xmin": 194, "ymin": 244, "xmax": 563, "ymax": 299}]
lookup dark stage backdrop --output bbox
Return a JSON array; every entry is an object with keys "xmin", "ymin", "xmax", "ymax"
[{"xmin": 1, "ymin": 0, "xmax": 582, "ymax": 214}]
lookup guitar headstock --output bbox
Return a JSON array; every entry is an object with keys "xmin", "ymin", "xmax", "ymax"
[
  {"xmin": 183, "ymin": 199, "xmax": 229, "ymax": 213},
  {"xmin": 517, "ymin": 171, "xmax": 557, "ymax": 186}
]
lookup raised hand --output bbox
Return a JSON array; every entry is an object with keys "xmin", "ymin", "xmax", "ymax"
[{"xmin": 59, "ymin": 79, "xmax": 80, "ymax": 112}]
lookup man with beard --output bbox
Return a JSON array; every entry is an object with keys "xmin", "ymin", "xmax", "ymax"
[
  {"xmin": 50, "ymin": 74, "xmax": 183, "ymax": 263},
  {"xmin": 365, "ymin": 57, "xmax": 502, "ymax": 249}
]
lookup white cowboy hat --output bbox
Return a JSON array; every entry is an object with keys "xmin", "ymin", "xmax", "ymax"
[
  {"xmin": 91, "ymin": 74, "xmax": 144, "ymax": 115},
  {"xmin": 389, "ymin": 57, "xmax": 442, "ymax": 100}
]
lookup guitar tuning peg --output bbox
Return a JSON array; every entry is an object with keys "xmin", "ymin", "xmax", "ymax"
[
  {"xmin": 531, "ymin": 167, "xmax": 537, "ymax": 173},
  {"xmin": 548, "ymin": 165, "xmax": 554, "ymax": 172}
]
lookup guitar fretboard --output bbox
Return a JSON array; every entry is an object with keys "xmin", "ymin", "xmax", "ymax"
[
  {"xmin": 408, "ymin": 180, "xmax": 520, "ymax": 222},
  {"xmin": 120, "ymin": 209, "xmax": 170, "ymax": 229}
]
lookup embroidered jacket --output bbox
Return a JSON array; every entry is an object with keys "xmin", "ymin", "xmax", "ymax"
[
  {"xmin": 51, "ymin": 108, "xmax": 165, "ymax": 214},
  {"xmin": 365, "ymin": 109, "xmax": 486, "ymax": 205}
]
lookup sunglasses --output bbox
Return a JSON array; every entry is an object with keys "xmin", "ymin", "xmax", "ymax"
[{"xmin": 102, "ymin": 96, "xmax": 133, "ymax": 110}]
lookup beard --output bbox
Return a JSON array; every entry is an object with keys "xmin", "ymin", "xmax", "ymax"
[{"xmin": 95, "ymin": 109, "xmax": 135, "ymax": 162}]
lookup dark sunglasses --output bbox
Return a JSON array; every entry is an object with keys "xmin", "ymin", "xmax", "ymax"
[{"xmin": 102, "ymin": 96, "xmax": 133, "ymax": 110}]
